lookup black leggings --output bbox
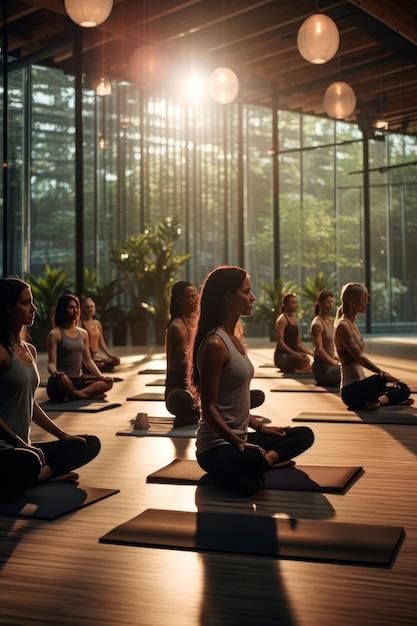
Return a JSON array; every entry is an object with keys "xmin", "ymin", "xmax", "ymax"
[
  {"xmin": 0, "ymin": 435, "xmax": 101, "ymax": 499},
  {"xmin": 197, "ymin": 426, "xmax": 314, "ymax": 497},
  {"xmin": 341, "ymin": 375, "xmax": 410, "ymax": 410}
]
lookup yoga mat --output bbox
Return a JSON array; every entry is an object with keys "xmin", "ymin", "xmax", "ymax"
[
  {"xmin": 293, "ymin": 409, "xmax": 417, "ymax": 424},
  {"xmin": 99, "ymin": 508, "xmax": 403, "ymax": 566},
  {"xmin": 146, "ymin": 459, "xmax": 362, "ymax": 493},
  {"xmin": 126, "ymin": 393, "xmax": 164, "ymax": 401},
  {"xmin": 271, "ymin": 382, "xmax": 339, "ymax": 392},
  {"xmin": 138, "ymin": 368, "xmax": 166, "ymax": 375},
  {"xmin": 0, "ymin": 484, "xmax": 120, "ymax": 520},
  {"xmin": 145, "ymin": 379, "xmax": 166, "ymax": 387},
  {"xmin": 39, "ymin": 400, "xmax": 122, "ymax": 412},
  {"xmin": 116, "ymin": 417, "xmax": 197, "ymax": 438},
  {"xmin": 40, "ymin": 376, "xmax": 123, "ymax": 387}
]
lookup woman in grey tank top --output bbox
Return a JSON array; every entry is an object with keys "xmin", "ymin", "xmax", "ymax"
[
  {"xmin": 334, "ymin": 282, "xmax": 412, "ymax": 410},
  {"xmin": 189, "ymin": 266, "xmax": 314, "ymax": 497},
  {"xmin": 0, "ymin": 278, "xmax": 101, "ymax": 498},
  {"xmin": 310, "ymin": 290, "xmax": 340, "ymax": 387}
]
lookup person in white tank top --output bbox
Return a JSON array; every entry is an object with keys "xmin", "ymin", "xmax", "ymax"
[{"xmin": 334, "ymin": 282, "xmax": 413, "ymax": 410}]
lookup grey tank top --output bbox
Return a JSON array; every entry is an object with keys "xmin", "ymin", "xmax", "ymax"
[
  {"xmin": 57, "ymin": 328, "xmax": 84, "ymax": 378},
  {"xmin": 0, "ymin": 344, "xmax": 39, "ymax": 448},
  {"xmin": 311, "ymin": 316, "xmax": 335, "ymax": 362},
  {"xmin": 196, "ymin": 327, "xmax": 254, "ymax": 455}
]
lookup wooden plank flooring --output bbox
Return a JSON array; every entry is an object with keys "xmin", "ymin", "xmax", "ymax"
[{"xmin": 1, "ymin": 338, "xmax": 416, "ymax": 626}]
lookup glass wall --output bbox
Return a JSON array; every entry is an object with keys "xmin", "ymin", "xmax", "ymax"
[{"xmin": 1, "ymin": 64, "xmax": 416, "ymax": 333}]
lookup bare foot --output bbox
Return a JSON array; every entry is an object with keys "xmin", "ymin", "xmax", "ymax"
[
  {"xmin": 46, "ymin": 472, "xmax": 79, "ymax": 484},
  {"xmin": 361, "ymin": 401, "xmax": 380, "ymax": 411},
  {"xmin": 268, "ymin": 459, "xmax": 296, "ymax": 470},
  {"xmin": 399, "ymin": 398, "xmax": 414, "ymax": 406}
]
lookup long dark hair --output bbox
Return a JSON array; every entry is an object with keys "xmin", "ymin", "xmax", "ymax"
[
  {"xmin": 0, "ymin": 277, "xmax": 30, "ymax": 348},
  {"xmin": 167, "ymin": 281, "xmax": 193, "ymax": 328},
  {"xmin": 189, "ymin": 265, "xmax": 247, "ymax": 393},
  {"xmin": 53, "ymin": 294, "xmax": 80, "ymax": 327},
  {"xmin": 313, "ymin": 290, "xmax": 334, "ymax": 316}
]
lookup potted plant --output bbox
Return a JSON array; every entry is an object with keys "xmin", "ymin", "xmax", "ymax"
[
  {"xmin": 110, "ymin": 218, "xmax": 191, "ymax": 345},
  {"xmin": 298, "ymin": 271, "xmax": 337, "ymax": 306},
  {"xmin": 24, "ymin": 265, "xmax": 71, "ymax": 350}
]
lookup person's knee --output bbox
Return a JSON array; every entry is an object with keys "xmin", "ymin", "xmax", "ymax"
[
  {"xmin": 85, "ymin": 434, "xmax": 101, "ymax": 457},
  {"xmin": 102, "ymin": 377, "xmax": 113, "ymax": 391}
]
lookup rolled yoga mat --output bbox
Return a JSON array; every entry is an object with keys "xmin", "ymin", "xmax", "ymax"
[
  {"xmin": 0, "ymin": 484, "xmax": 120, "ymax": 520},
  {"xmin": 146, "ymin": 459, "xmax": 363, "ymax": 493},
  {"xmin": 99, "ymin": 507, "xmax": 403, "ymax": 566}
]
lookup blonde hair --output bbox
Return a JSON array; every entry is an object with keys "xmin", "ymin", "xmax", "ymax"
[{"xmin": 335, "ymin": 282, "xmax": 367, "ymax": 322}]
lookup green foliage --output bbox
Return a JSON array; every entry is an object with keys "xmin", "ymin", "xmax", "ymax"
[
  {"xmin": 24, "ymin": 265, "xmax": 71, "ymax": 327},
  {"xmin": 371, "ymin": 278, "xmax": 408, "ymax": 323},
  {"xmin": 110, "ymin": 217, "xmax": 192, "ymax": 343},
  {"xmin": 298, "ymin": 272, "xmax": 337, "ymax": 304}
]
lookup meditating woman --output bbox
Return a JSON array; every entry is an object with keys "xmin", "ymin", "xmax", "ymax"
[
  {"xmin": 310, "ymin": 290, "xmax": 340, "ymax": 387},
  {"xmin": 46, "ymin": 294, "xmax": 113, "ymax": 403},
  {"xmin": 334, "ymin": 282, "xmax": 413, "ymax": 410},
  {"xmin": 189, "ymin": 266, "xmax": 314, "ymax": 497},
  {"xmin": 165, "ymin": 281, "xmax": 200, "ymax": 428},
  {"xmin": 274, "ymin": 293, "xmax": 313, "ymax": 373},
  {"xmin": 80, "ymin": 296, "xmax": 120, "ymax": 372},
  {"xmin": 0, "ymin": 277, "xmax": 101, "ymax": 499}
]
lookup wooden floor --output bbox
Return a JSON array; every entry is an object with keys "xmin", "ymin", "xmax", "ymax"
[{"xmin": 1, "ymin": 337, "xmax": 417, "ymax": 626}]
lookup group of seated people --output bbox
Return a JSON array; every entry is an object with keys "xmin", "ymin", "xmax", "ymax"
[
  {"xmin": 274, "ymin": 290, "xmax": 340, "ymax": 386},
  {"xmin": 0, "ymin": 272, "xmax": 413, "ymax": 500},
  {"xmin": 274, "ymin": 286, "xmax": 413, "ymax": 410}
]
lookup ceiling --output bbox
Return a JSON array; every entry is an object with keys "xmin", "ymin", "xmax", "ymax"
[{"xmin": 4, "ymin": 0, "xmax": 417, "ymax": 134}]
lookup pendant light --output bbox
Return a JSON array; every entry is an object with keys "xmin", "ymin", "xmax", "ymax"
[
  {"xmin": 64, "ymin": 0, "xmax": 113, "ymax": 28},
  {"xmin": 323, "ymin": 81, "xmax": 356, "ymax": 119},
  {"xmin": 207, "ymin": 67, "xmax": 239, "ymax": 104},
  {"xmin": 297, "ymin": 13, "xmax": 339, "ymax": 64},
  {"xmin": 96, "ymin": 76, "xmax": 111, "ymax": 96}
]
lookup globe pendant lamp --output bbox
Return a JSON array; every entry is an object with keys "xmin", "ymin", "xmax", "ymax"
[
  {"xmin": 208, "ymin": 67, "xmax": 239, "ymax": 104},
  {"xmin": 64, "ymin": 0, "xmax": 113, "ymax": 28},
  {"xmin": 297, "ymin": 13, "xmax": 339, "ymax": 64},
  {"xmin": 323, "ymin": 81, "xmax": 356, "ymax": 119}
]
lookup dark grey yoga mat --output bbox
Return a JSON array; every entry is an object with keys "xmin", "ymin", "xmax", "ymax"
[
  {"xmin": 0, "ymin": 484, "xmax": 120, "ymax": 520},
  {"xmin": 271, "ymin": 382, "xmax": 339, "ymax": 392},
  {"xmin": 99, "ymin": 508, "xmax": 403, "ymax": 566},
  {"xmin": 293, "ymin": 409, "xmax": 417, "ymax": 424},
  {"xmin": 39, "ymin": 400, "xmax": 122, "ymax": 412},
  {"xmin": 116, "ymin": 417, "xmax": 197, "ymax": 438},
  {"xmin": 145, "ymin": 379, "xmax": 166, "ymax": 387},
  {"xmin": 138, "ymin": 368, "xmax": 166, "ymax": 375},
  {"xmin": 146, "ymin": 459, "xmax": 362, "ymax": 493},
  {"xmin": 126, "ymin": 393, "xmax": 165, "ymax": 401}
]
